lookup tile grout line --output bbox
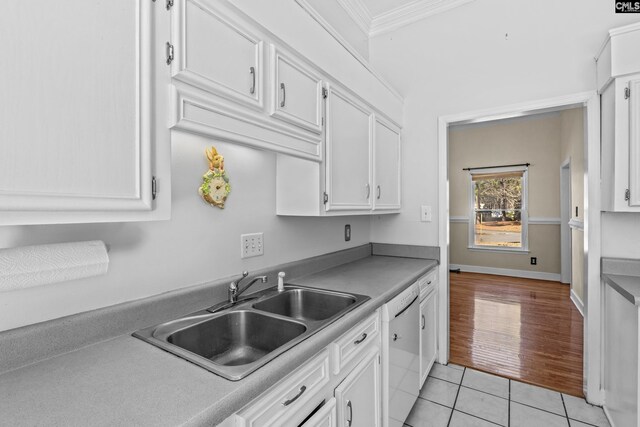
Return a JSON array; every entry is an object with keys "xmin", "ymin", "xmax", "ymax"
[
  {"xmin": 511, "ymin": 400, "xmax": 576, "ymax": 419},
  {"xmin": 560, "ymin": 393, "xmax": 571, "ymax": 426},
  {"xmin": 508, "ymin": 379, "xmax": 511, "ymax": 427},
  {"xmin": 454, "ymin": 409, "xmax": 504, "ymax": 426},
  {"xmin": 447, "ymin": 367, "xmax": 465, "ymax": 427}
]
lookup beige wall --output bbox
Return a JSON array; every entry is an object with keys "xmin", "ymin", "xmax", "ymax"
[
  {"xmin": 451, "ymin": 223, "xmax": 561, "ymax": 273},
  {"xmin": 449, "ymin": 113, "xmax": 563, "ymax": 274},
  {"xmin": 559, "ymin": 108, "xmax": 585, "ymax": 301},
  {"xmin": 449, "ymin": 114, "xmax": 562, "ymax": 218}
]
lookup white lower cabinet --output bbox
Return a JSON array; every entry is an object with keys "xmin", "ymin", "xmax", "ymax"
[
  {"xmin": 302, "ymin": 398, "xmax": 337, "ymax": 427},
  {"xmin": 335, "ymin": 350, "xmax": 381, "ymax": 427},
  {"xmin": 418, "ymin": 268, "xmax": 439, "ymax": 387},
  {"xmin": 231, "ymin": 311, "xmax": 382, "ymax": 427},
  {"xmin": 235, "ymin": 350, "xmax": 330, "ymax": 427},
  {"xmin": 420, "ymin": 290, "xmax": 438, "ymax": 387}
]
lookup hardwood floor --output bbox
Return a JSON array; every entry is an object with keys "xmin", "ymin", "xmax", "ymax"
[{"xmin": 449, "ymin": 272, "xmax": 584, "ymax": 397}]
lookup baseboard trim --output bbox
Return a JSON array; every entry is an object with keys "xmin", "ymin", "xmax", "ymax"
[
  {"xmin": 449, "ymin": 264, "xmax": 562, "ymax": 282},
  {"xmin": 570, "ymin": 288, "xmax": 585, "ymax": 317}
]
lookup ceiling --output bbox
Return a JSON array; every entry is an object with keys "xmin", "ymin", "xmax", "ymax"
[{"xmin": 335, "ymin": 0, "xmax": 476, "ymax": 36}]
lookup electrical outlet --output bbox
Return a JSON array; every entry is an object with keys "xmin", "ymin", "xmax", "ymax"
[
  {"xmin": 241, "ymin": 233, "xmax": 263, "ymax": 258},
  {"xmin": 345, "ymin": 224, "xmax": 351, "ymax": 241},
  {"xmin": 531, "ymin": 257, "xmax": 537, "ymax": 265},
  {"xmin": 421, "ymin": 205, "xmax": 432, "ymax": 222}
]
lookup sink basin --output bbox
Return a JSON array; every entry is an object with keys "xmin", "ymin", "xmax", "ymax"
[
  {"xmin": 253, "ymin": 288, "xmax": 357, "ymax": 322},
  {"xmin": 133, "ymin": 284, "xmax": 369, "ymax": 380},
  {"xmin": 167, "ymin": 310, "xmax": 306, "ymax": 366}
]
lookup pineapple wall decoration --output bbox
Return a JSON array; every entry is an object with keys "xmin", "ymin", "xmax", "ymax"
[{"xmin": 199, "ymin": 146, "xmax": 231, "ymax": 209}]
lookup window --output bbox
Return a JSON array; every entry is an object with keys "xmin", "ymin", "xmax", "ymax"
[{"xmin": 468, "ymin": 166, "xmax": 528, "ymax": 251}]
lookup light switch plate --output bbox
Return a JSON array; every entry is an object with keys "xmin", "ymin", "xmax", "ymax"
[
  {"xmin": 241, "ymin": 232, "xmax": 263, "ymax": 258},
  {"xmin": 421, "ymin": 205, "xmax": 432, "ymax": 222}
]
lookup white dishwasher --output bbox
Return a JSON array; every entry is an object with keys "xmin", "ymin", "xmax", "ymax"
[{"xmin": 381, "ymin": 283, "xmax": 420, "ymax": 427}]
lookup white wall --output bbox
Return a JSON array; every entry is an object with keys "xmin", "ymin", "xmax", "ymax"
[
  {"xmin": 302, "ymin": 0, "xmax": 370, "ymax": 60},
  {"xmin": 0, "ymin": 133, "xmax": 371, "ymax": 332},
  {"xmin": 0, "ymin": 0, "xmax": 386, "ymax": 333},
  {"xmin": 368, "ymin": 0, "xmax": 640, "ymax": 250}
]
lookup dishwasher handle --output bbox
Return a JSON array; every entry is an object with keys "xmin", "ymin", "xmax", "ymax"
[{"xmin": 394, "ymin": 295, "xmax": 418, "ymax": 318}]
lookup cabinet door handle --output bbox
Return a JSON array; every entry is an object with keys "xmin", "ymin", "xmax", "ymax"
[
  {"xmin": 422, "ymin": 314, "xmax": 426, "ymax": 330},
  {"xmin": 377, "ymin": 185, "xmax": 381, "ymax": 199},
  {"xmin": 280, "ymin": 82, "xmax": 286, "ymax": 107},
  {"xmin": 393, "ymin": 333, "xmax": 399, "ymax": 341},
  {"xmin": 249, "ymin": 67, "xmax": 256, "ymax": 95},
  {"xmin": 365, "ymin": 184, "xmax": 370, "ymax": 199},
  {"xmin": 346, "ymin": 400, "xmax": 353, "ymax": 426},
  {"xmin": 354, "ymin": 332, "xmax": 367, "ymax": 345},
  {"xmin": 282, "ymin": 385, "xmax": 306, "ymax": 406}
]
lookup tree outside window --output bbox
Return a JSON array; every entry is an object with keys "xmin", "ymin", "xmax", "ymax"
[{"xmin": 469, "ymin": 167, "xmax": 528, "ymax": 250}]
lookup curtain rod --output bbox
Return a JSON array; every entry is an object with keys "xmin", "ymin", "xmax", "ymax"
[{"xmin": 462, "ymin": 163, "xmax": 530, "ymax": 171}]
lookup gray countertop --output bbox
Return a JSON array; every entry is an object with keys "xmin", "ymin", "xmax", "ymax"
[
  {"xmin": 602, "ymin": 257, "xmax": 640, "ymax": 306},
  {"xmin": 0, "ymin": 255, "xmax": 437, "ymax": 426}
]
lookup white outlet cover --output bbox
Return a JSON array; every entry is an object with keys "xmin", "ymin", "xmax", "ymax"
[
  {"xmin": 421, "ymin": 205, "xmax": 432, "ymax": 222},
  {"xmin": 241, "ymin": 232, "xmax": 264, "ymax": 258}
]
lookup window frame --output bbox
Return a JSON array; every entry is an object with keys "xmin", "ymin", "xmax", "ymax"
[{"xmin": 467, "ymin": 166, "xmax": 529, "ymax": 252}]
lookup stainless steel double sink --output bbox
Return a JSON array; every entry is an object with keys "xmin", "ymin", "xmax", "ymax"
[{"xmin": 133, "ymin": 285, "xmax": 369, "ymax": 380}]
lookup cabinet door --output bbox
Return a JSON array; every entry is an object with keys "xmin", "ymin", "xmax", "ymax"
[
  {"xmin": 325, "ymin": 86, "xmax": 373, "ymax": 212},
  {"xmin": 271, "ymin": 46, "xmax": 324, "ymax": 134},
  {"xmin": 420, "ymin": 291, "xmax": 438, "ymax": 387},
  {"xmin": 373, "ymin": 117, "xmax": 401, "ymax": 210},
  {"xmin": 335, "ymin": 350, "xmax": 381, "ymax": 427},
  {"xmin": 629, "ymin": 79, "xmax": 640, "ymax": 207},
  {"xmin": 172, "ymin": 0, "xmax": 263, "ymax": 109},
  {"xmin": 302, "ymin": 398, "xmax": 337, "ymax": 427},
  {"xmin": 0, "ymin": 0, "xmax": 170, "ymax": 225}
]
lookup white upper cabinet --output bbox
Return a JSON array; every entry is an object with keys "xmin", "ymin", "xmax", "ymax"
[
  {"xmin": 275, "ymin": 83, "xmax": 401, "ymax": 217},
  {"xmin": 0, "ymin": 0, "xmax": 171, "ymax": 225},
  {"xmin": 270, "ymin": 46, "xmax": 324, "ymax": 134},
  {"xmin": 629, "ymin": 78, "xmax": 640, "ymax": 207},
  {"xmin": 597, "ymin": 23, "xmax": 640, "ymax": 212},
  {"xmin": 373, "ymin": 118, "xmax": 401, "ymax": 210},
  {"xmin": 326, "ymin": 86, "xmax": 373, "ymax": 212},
  {"xmin": 172, "ymin": 0, "xmax": 263, "ymax": 109}
]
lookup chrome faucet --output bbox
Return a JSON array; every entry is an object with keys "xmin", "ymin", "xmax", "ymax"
[{"xmin": 228, "ymin": 271, "xmax": 268, "ymax": 303}]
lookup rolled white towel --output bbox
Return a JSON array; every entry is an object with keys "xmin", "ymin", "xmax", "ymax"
[{"xmin": 0, "ymin": 240, "xmax": 109, "ymax": 292}]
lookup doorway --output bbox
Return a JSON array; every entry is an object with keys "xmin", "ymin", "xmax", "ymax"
[{"xmin": 437, "ymin": 92, "xmax": 602, "ymax": 403}]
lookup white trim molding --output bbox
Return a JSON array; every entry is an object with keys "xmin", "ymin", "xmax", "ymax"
[
  {"xmin": 450, "ymin": 264, "xmax": 562, "ymax": 282},
  {"xmin": 438, "ymin": 92, "xmax": 601, "ymax": 401},
  {"xmin": 334, "ymin": 0, "xmax": 477, "ymax": 38},
  {"xmin": 450, "ymin": 216, "xmax": 561, "ymax": 225},
  {"xmin": 570, "ymin": 289, "xmax": 585, "ymax": 316},
  {"xmin": 569, "ymin": 218, "xmax": 585, "ymax": 230},
  {"xmin": 529, "ymin": 217, "xmax": 562, "ymax": 225},
  {"xmin": 370, "ymin": 0, "xmax": 476, "ymax": 36},
  {"xmin": 334, "ymin": 0, "xmax": 371, "ymax": 34}
]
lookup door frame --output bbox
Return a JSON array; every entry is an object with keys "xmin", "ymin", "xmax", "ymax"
[
  {"xmin": 437, "ymin": 91, "xmax": 602, "ymax": 403},
  {"xmin": 561, "ymin": 158, "xmax": 572, "ymax": 285}
]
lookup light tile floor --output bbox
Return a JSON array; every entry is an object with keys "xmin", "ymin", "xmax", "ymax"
[{"xmin": 404, "ymin": 363, "xmax": 611, "ymax": 427}]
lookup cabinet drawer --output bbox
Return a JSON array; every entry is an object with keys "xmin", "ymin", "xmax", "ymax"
[
  {"xmin": 301, "ymin": 398, "xmax": 337, "ymax": 427},
  {"xmin": 419, "ymin": 269, "xmax": 438, "ymax": 300},
  {"xmin": 331, "ymin": 312, "xmax": 380, "ymax": 375},
  {"xmin": 237, "ymin": 349, "xmax": 330, "ymax": 427}
]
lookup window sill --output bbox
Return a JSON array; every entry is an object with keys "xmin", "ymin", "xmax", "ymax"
[{"xmin": 467, "ymin": 246, "xmax": 530, "ymax": 254}]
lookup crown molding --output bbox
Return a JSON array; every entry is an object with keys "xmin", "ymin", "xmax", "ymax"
[
  {"xmin": 370, "ymin": 0, "xmax": 475, "ymax": 36},
  {"xmin": 335, "ymin": 0, "xmax": 372, "ymax": 35}
]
